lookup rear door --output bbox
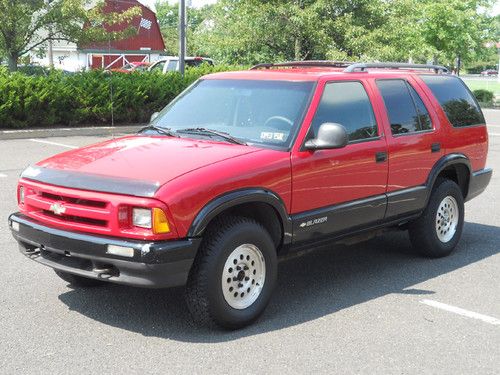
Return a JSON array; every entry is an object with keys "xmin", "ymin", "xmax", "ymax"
[
  {"xmin": 371, "ymin": 77, "xmax": 444, "ymax": 219},
  {"xmin": 291, "ymin": 79, "xmax": 389, "ymax": 244}
]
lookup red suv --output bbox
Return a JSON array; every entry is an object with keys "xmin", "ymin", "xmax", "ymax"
[{"xmin": 9, "ymin": 61, "xmax": 492, "ymax": 329}]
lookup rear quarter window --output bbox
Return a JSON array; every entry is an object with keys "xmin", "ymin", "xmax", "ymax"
[{"xmin": 420, "ymin": 75, "xmax": 485, "ymax": 127}]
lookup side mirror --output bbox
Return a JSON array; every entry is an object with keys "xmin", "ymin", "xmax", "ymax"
[
  {"xmin": 304, "ymin": 122, "xmax": 348, "ymax": 150},
  {"xmin": 150, "ymin": 112, "xmax": 159, "ymax": 123}
]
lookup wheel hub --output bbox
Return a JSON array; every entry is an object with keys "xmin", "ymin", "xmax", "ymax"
[
  {"xmin": 222, "ymin": 244, "xmax": 266, "ymax": 310},
  {"xmin": 435, "ymin": 195, "xmax": 459, "ymax": 243}
]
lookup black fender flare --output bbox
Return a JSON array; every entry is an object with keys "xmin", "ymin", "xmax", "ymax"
[
  {"xmin": 187, "ymin": 188, "xmax": 293, "ymax": 245},
  {"xmin": 425, "ymin": 153, "xmax": 471, "ymax": 201}
]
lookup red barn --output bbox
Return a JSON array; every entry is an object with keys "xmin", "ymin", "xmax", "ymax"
[{"xmin": 80, "ymin": 0, "xmax": 166, "ymax": 70}]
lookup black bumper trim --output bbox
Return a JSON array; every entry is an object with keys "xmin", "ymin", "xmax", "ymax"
[
  {"xmin": 466, "ymin": 168, "xmax": 492, "ymax": 202},
  {"xmin": 9, "ymin": 213, "xmax": 201, "ymax": 288}
]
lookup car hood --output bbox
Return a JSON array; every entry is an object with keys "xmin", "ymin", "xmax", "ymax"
[{"xmin": 31, "ymin": 135, "xmax": 262, "ymax": 194}]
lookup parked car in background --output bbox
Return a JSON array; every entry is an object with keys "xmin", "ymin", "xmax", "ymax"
[
  {"xmin": 480, "ymin": 69, "xmax": 498, "ymax": 76},
  {"xmin": 110, "ymin": 61, "xmax": 151, "ymax": 74},
  {"xmin": 148, "ymin": 56, "xmax": 214, "ymax": 73}
]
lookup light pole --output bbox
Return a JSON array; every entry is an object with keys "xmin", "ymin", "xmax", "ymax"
[
  {"xmin": 179, "ymin": 0, "xmax": 186, "ymax": 76},
  {"xmin": 46, "ymin": 0, "xmax": 54, "ymax": 68}
]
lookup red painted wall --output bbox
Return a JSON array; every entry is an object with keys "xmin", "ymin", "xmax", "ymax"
[{"xmin": 82, "ymin": 0, "xmax": 165, "ymax": 52}]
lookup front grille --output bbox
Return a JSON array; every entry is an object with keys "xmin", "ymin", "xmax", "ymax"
[
  {"xmin": 23, "ymin": 182, "xmax": 112, "ymax": 232},
  {"xmin": 42, "ymin": 210, "xmax": 108, "ymax": 227},
  {"xmin": 40, "ymin": 192, "xmax": 107, "ymax": 208}
]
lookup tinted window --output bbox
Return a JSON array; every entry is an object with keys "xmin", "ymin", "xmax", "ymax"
[
  {"xmin": 311, "ymin": 81, "xmax": 378, "ymax": 142},
  {"xmin": 408, "ymin": 84, "xmax": 432, "ymax": 131},
  {"xmin": 420, "ymin": 75, "xmax": 485, "ymax": 127},
  {"xmin": 377, "ymin": 80, "xmax": 431, "ymax": 135}
]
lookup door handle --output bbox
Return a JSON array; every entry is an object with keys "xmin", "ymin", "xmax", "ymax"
[
  {"xmin": 431, "ymin": 143, "xmax": 441, "ymax": 153},
  {"xmin": 375, "ymin": 151, "xmax": 387, "ymax": 163}
]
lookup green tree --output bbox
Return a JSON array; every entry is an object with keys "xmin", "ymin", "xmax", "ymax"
[
  {"xmin": 0, "ymin": 0, "xmax": 141, "ymax": 72},
  {"xmin": 419, "ymin": 0, "xmax": 497, "ymax": 67},
  {"xmin": 155, "ymin": 0, "xmax": 212, "ymax": 55},
  {"xmin": 191, "ymin": 0, "xmax": 498, "ymax": 66}
]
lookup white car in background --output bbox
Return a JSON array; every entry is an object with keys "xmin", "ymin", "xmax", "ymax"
[{"xmin": 148, "ymin": 56, "xmax": 214, "ymax": 73}]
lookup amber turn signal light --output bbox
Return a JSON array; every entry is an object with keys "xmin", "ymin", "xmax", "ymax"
[{"xmin": 152, "ymin": 208, "xmax": 170, "ymax": 234}]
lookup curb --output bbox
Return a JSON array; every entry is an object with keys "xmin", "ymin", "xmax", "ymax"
[{"xmin": 0, "ymin": 124, "xmax": 145, "ymax": 140}]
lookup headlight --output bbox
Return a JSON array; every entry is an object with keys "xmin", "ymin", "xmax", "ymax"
[
  {"xmin": 132, "ymin": 208, "xmax": 152, "ymax": 228},
  {"xmin": 130, "ymin": 207, "xmax": 170, "ymax": 234}
]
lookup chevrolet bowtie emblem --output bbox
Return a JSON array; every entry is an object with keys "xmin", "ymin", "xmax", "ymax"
[{"xmin": 49, "ymin": 202, "xmax": 66, "ymax": 215}]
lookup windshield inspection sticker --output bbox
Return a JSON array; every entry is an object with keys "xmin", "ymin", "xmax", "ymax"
[{"xmin": 260, "ymin": 132, "xmax": 285, "ymax": 141}]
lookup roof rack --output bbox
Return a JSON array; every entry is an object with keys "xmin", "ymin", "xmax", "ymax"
[
  {"xmin": 344, "ymin": 62, "xmax": 449, "ymax": 73},
  {"xmin": 250, "ymin": 60, "xmax": 356, "ymax": 70}
]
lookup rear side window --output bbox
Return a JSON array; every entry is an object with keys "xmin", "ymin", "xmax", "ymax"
[
  {"xmin": 420, "ymin": 75, "xmax": 485, "ymax": 127},
  {"xmin": 311, "ymin": 81, "xmax": 378, "ymax": 142},
  {"xmin": 376, "ymin": 79, "xmax": 432, "ymax": 135}
]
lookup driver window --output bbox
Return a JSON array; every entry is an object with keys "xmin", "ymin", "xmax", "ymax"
[{"xmin": 311, "ymin": 81, "xmax": 378, "ymax": 142}]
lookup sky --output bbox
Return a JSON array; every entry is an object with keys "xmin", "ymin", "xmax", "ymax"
[
  {"xmin": 139, "ymin": 0, "xmax": 217, "ymax": 10},
  {"xmin": 140, "ymin": 0, "xmax": 500, "ymax": 14}
]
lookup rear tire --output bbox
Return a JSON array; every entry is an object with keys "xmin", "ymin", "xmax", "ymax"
[
  {"xmin": 185, "ymin": 216, "xmax": 277, "ymax": 329},
  {"xmin": 54, "ymin": 270, "xmax": 105, "ymax": 287},
  {"xmin": 409, "ymin": 179, "xmax": 464, "ymax": 258}
]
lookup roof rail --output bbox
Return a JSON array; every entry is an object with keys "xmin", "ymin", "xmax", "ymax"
[
  {"xmin": 344, "ymin": 62, "xmax": 449, "ymax": 73},
  {"xmin": 250, "ymin": 60, "xmax": 356, "ymax": 70}
]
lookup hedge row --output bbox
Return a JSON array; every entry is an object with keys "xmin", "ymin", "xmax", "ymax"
[
  {"xmin": 0, "ymin": 65, "xmax": 241, "ymax": 129},
  {"xmin": 1, "ymin": 68, "xmax": 495, "ymax": 129},
  {"xmin": 472, "ymin": 89, "xmax": 494, "ymax": 105}
]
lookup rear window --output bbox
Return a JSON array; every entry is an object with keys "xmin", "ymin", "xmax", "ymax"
[
  {"xmin": 420, "ymin": 75, "xmax": 485, "ymax": 127},
  {"xmin": 376, "ymin": 79, "xmax": 432, "ymax": 135}
]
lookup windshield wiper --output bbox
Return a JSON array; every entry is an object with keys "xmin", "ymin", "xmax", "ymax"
[
  {"xmin": 138, "ymin": 125, "xmax": 178, "ymax": 137},
  {"xmin": 177, "ymin": 128, "xmax": 247, "ymax": 145}
]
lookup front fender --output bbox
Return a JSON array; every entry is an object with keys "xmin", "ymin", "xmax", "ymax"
[{"xmin": 187, "ymin": 188, "xmax": 292, "ymax": 245}]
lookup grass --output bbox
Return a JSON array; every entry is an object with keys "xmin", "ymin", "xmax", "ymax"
[{"xmin": 461, "ymin": 78, "xmax": 500, "ymax": 96}]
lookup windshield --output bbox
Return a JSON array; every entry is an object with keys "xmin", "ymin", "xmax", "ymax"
[{"xmin": 151, "ymin": 79, "xmax": 315, "ymax": 149}]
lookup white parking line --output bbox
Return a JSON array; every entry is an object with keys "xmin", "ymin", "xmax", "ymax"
[
  {"xmin": 29, "ymin": 139, "xmax": 78, "ymax": 149},
  {"xmin": 420, "ymin": 299, "xmax": 500, "ymax": 326},
  {"xmin": 489, "ymin": 133, "xmax": 500, "ymax": 137},
  {"xmin": 0, "ymin": 173, "xmax": 6, "ymax": 178}
]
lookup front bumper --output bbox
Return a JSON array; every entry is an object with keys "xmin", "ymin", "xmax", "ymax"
[{"xmin": 8, "ymin": 213, "xmax": 201, "ymax": 288}]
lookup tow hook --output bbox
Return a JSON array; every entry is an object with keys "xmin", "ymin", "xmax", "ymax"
[{"xmin": 92, "ymin": 266, "xmax": 115, "ymax": 279}]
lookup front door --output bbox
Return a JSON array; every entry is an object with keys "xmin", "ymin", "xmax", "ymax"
[{"xmin": 291, "ymin": 80, "xmax": 389, "ymax": 244}]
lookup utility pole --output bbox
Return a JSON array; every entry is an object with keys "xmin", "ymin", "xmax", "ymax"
[
  {"xmin": 179, "ymin": 0, "xmax": 186, "ymax": 76},
  {"xmin": 46, "ymin": 0, "xmax": 54, "ymax": 68}
]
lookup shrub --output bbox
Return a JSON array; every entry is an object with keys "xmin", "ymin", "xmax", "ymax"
[
  {"xmin": 472, "ymin": 89, "xmax": 494, "ymax": 104},
  {"xmin": 0, "ymin": 64, "xmax": 243, "ymax": 129}
]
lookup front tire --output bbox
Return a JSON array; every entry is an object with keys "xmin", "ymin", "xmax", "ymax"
[
  {"xmin": 185, "ymin": 216, "xmax": 277, "ymax": 329},
  {"xmin": 409, "ymin": 179, "xmax": 464, "ymax": 258}
]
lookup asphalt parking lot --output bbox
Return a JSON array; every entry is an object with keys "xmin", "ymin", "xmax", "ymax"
[{"xmin": 0, "ymin": 111, "xmax": 499, "ymax": 374}]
